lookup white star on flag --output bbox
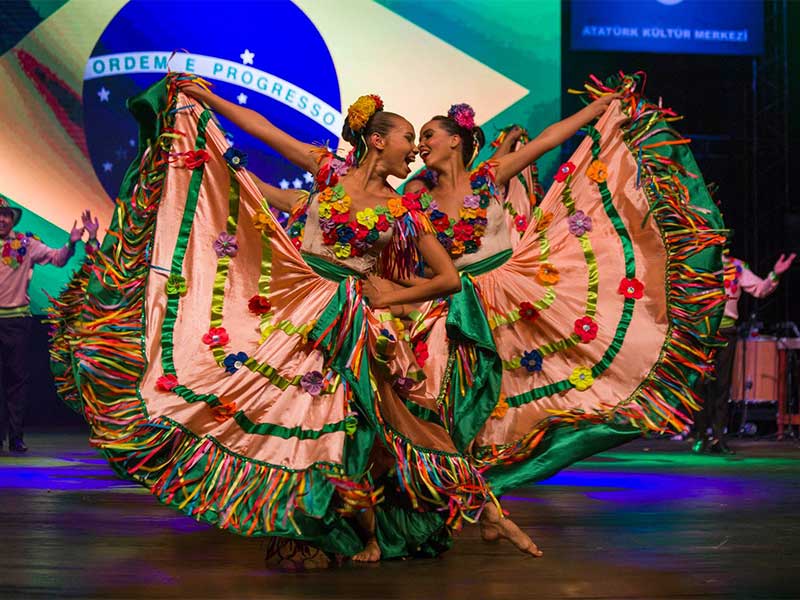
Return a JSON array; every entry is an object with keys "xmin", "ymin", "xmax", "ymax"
[
  {"xmin": 279, "ymin": 179, "xmax": 290, "ymax": 190},
  {"xmin": 102, "ymin": 161, "xmax": 113, "ymax": 172},
  {"xmin": 98, "ymin": 87, "xmax": 110, "ymax": 102},
  {"xmin": 303, "ymin": 172, "xmax": 314, "ymax": 184},
  {"xmin": 240, "ymin": 49, "xmax": 255, "ymax": 65},
  {"xmin": 236, "ymin": 93, "xmax": 248, "ymax": 105},
  {"xmin": 292, "ymin": 178, "xmax": 302, "ymax": 189},
  {"xmin": 129, "ymin": 139, "xmax": 136, "ymax": 147}
]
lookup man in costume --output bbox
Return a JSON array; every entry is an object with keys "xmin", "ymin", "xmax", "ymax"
[
  {"xmin": 693, "ymin": 251, "xmax": 796, "ymax": 454},
  {"xmin": 0, "ymin": 195, "xmax": 98, "ymax": 452}
]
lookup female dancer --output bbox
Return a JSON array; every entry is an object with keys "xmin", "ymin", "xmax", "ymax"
[
  {"xmin": 50, "ymin": 74, "xmax": 537, "ymax": 564},
  {"xmin": 377, "ymin": 74, "xmax": 725, "ymax": 523}
]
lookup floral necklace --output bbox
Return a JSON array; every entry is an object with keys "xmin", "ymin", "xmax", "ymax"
[
  {"xmin": 317, "ymin": 183, "xmax": 432, "ymax": 260},
  {"xmin": 723, "ymin": 257, "xmax": 742, "ymax": 296},
  {"xmin": 1, "ymin": 232, "xmax": 37, "ymax": 269},
  {"xmin": 427, "ymin": 162, "xmax": 495, "ymax": 258}
]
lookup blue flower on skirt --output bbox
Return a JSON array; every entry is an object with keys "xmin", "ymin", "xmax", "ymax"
[
  {"xmin": 223, "ymin": 147, "xmax": 248, "ymax": 170},
  {"xmin": 520, "ymin": 349, "xmax": 543, "ymax": 372},
  {"xmin": 223, "ymin": 351, "xmax": 249, "ymax": 374},
  {"xmin": 379, "ymin": 328, "xmax": 396, "ymax": 341}
]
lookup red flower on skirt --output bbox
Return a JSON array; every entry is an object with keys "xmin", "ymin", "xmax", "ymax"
[
  {"xmin": 519, "ymin": 301, "xmax": 540, "ymax": 322},
  {"xmin": 184, "ymin": 149, "xmax": 210, "ymax": 169},
  {"xmin": 618, "ymin": 277, "xmax": 644, "ymax": 300},
  {"xmin": 514, "ymin": 215, "xmax": 528, "ymax": 232},
  {"xmin": 248, "ymin": 294, "xmax": 272, "ymax": 315},
  {"xmin": 574, "ymin": 316, "xmax": 598, "ymax": 343},
  {"xmin": 202, "ymin": 327, "xmax": 229, "ymax": 347},
  {"xmin": 156, "ymin": 374, "xmax": 179, "ymax": 392},
  {"xmin": 554, "ymin": 161, "xmax": 576, "ymax": 182},
  {"xmin": 414, "ymin": 340, "xmax": 429, "ymax": 368}
]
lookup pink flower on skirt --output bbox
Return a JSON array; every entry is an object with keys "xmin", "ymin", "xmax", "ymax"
[
  {"xmin": 300, "ymin": 371, "xmax": 325, "ymax": 396},
  {"xmin": 568, "ymin": 211, "xmax": 592, "ymax": 236},
  {"xmin": 213, "ymin": 232, "xmax": 239, "ymax": 258}
]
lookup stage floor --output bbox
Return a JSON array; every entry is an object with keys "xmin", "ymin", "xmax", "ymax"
[{"xmin": 1, "ymin": 431, "xmax": 799, "ymax": 599}]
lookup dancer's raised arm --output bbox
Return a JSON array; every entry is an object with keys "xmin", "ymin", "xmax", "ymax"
[
  {"xmin": 249, "ymin": 172, "xmax": 308, "ymax": 214},
  {"xmin": 179, "ymin": 83, "xmax": 321, "ymax": 173},
  {"xmin": 493, "ymin": 95, "xmax": 618, "ymax": 187}
]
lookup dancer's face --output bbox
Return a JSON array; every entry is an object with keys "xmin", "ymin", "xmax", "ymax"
[
  {"xmin": 0, "ymin": 210, "xmax": 14, "ymax": 238},
  {"xmin": 373, "ymin": 116, "xmax": 418, "ymax": 179},
  {"xmin": 418, "ymin": 120, "xmax": 457, "ymax": 171}
]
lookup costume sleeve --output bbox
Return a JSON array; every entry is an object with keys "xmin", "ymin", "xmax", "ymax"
[
  {"xmin": 739, "ymin": 263, "xmax": 778, "ymax": 298},
  {"xmin": 28, "ymin": 237, "xmax": 74, "ymax": 267}
]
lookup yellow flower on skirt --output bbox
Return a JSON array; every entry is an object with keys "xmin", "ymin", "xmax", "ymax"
[
  {"xmin": 318, "ymin": 202, "xmax": 332, "ymax": 219},
  {"xmin": 252, "ymin": 211, "xmax": 274, "ymax": 232},
  {"xmin": 569, "ymin": 366, "xmax": 594, "ymax": 391}
]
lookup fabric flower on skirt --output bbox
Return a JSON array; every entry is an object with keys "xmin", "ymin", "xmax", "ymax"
[
  {"xmin": 394, "ymin": 376, "xmax": 415, "ymax": 393},
  {"xmin": 213, "ymin": 232, "xmax": 239, "ymax": 258},
  {"xmin": 252, "ymin": 211, "xmax": 275, "ymax": 233},
  {"xmin": 568, "ymin": 211, "xmax": 593, "ymax": 236},
  {"xmin": 223, "ymin": 352, "xmax": 248, "ymax": 374},
  {"xmin": 519, "ymin": 301, "xmax": 540, "ymax": 322},
  {"xmin": 414, "ymin": 340, "xmax": 429, "ymax": 368},
  {"xmin": 223, "ymin": 147, "xmax": 248, "ymax": 170},
  {"xmin": 491, "ymin": 396, "xmax": 510, "ymax": 419},
  {"xmin": 165, "ymin": 274, "xmax": 187, "ymax": 296},
  {"xmin": 202, "ymin": 327, "xmax": 229, "ymax": 347},
  {"xmin": 212, "ymin": 401, "xmax": 237, "ymax": 423},
  {"xmin": 586, "ymin": 160, "xmax": 608, "ymax": 183},
  {"xmin": 569, "ymin": 366, "xmax": 594, "ymax": 391},
  {"xmin": 537, "ymin": 263, "xmax": 560, "ymax": 286},
  {"xmin": 248, "ymin": 294, "xmax": 272, "ymax": 315},
  {"xmin": 554, "ymin": 161, "xmax": 576, "ymax": 183},
  {"xmin": 535, "ymin": 212, "xmax": 553, "ymax": 233},
  {"xmin": 514, "ymin": 214, "xmax": 528, "ymax": 232},
  {"xmin": 300, "ymin": 371, "xmax": 325, "ymax": 396},
  {"xmin": 574, "ymin": 316, "xmax": 598, "ymax": 343},
  {"xmin": 156, "ymin": 374, "xmax": 179, "ymax": 391},
  {"xmin": 618, "ymin": 277, "xmax": 644, "ymax": 300},
  {"xmin": 520, "ymin": 349, "xmax": 543, "ymax": 372},
  {"xmin": 183, "ymin": 149, "xmax": 210, "ymax": 170}
]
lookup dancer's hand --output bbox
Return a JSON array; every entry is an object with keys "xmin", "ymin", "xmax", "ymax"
[
  {"xmin": 586, "ymin": 93, "xmax": 620, "ymax": 119},
  {"xmin": 773, "ymin": 253, "xmax": 796, "ymax": 276},
  {"xmin": 506, "ymin": 126, "xmax": 526, "ymax": 145},
  {"xmin": 68, "ymin": 220, "xmax": 84, "ymax": 244},
  {"xmin": 362, "ymin": 275, "xmax": 401, "ymax": 308},
  {"xmin": 81, "ymin": 210, "xmax": 99, "ymax": 240},
  {"xmin": 177, "ymin": 80, "xmax": 212, "ymax": 102}
]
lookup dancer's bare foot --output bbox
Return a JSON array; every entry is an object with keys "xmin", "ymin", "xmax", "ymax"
[
  {"xmin": 480, "ymin": 504, "xmax": 543, "ymax": 557},
  {"xmin": 352, "ymin": 538, "xmax": 381, "ymax": 562}
]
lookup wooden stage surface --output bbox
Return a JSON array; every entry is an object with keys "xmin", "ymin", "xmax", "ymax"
[{"xmin": 1, "ymin": 431, "xmax": 799, "ymax": 599}]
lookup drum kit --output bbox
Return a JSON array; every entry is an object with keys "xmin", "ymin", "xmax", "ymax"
[{"xmin": 730, "ymin": 321, "xmax": 800, "ymax": 439}]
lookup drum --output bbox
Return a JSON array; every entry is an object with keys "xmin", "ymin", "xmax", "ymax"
[{"xmin": 730, "ymin": 337, "xmax": 780, "ymax": 402}]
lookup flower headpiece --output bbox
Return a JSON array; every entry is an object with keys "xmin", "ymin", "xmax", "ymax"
[
  {"xmin": 347, "ymin": 94, "xmax": 384, "ymax": 133},
  {"xmin": 447, "ymin": 103, "xmax": 476, "ymax": 130}
]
